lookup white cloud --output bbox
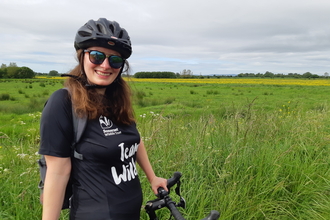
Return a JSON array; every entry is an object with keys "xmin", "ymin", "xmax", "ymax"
[{"xmin": 0, "ymin": 0, "xmax": 330, "ymax": 75}]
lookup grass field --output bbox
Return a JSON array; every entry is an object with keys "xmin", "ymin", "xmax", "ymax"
[{"xmin": 0, "ymin": 77, "xmax": 330, "ymax": 219}]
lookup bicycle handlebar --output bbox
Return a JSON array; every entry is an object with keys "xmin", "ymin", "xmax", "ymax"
[
  {"xmin": 167, "ymin": 201, "xmax": 186, "ymax": 220},
  {"xmin": 201, "ymin": 210, "xmax": 220, "ymax": 220},
  {"xmin": 166, "ymin": 171, "xmax": 182, "ymax": 188},
  {"xmin": 145, "ymin": 172, "xmax": 220, "ymax": 220}
]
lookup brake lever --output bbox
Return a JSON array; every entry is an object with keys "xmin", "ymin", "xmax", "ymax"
[{"xmin": 178, "ymin": 196, "xmax": 186, "ymax": 209}]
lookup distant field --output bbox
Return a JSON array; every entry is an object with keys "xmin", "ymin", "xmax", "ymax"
[
  {"xmin": 0, "ymin": 78, "xmax": 330, "ymax": 219},
  {"xmin": 3, "ymin": 76, "xmax": 328, "ymax": 116},
  {"xmin": 35, "ymin": 75, "xmax": 330, "ymax": 85},
  {"xmin": 129, "ymin": 77, "xmax": 330, "ymax": 86}
]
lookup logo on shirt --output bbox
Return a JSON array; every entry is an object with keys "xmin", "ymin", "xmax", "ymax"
[
  {"xmin": 99, "ymin": 115, "xmax": 121, "ymax": 136},
  {"xmin": 99, "ymin": 115, "xmax": 113, "ymax": 129}
]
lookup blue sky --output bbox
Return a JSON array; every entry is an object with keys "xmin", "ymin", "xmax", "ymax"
[{"xmin": 1, "ymin": 0, "xmax": 330, "ymax": 75}]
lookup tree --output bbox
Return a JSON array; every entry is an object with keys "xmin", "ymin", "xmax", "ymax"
[
  {"xmin": 0, "ymin": 68, "xmax": 7, "ymax": 78},
  {"xmin": 18, "ymin": 67, "xmax": 35, "ymax": 78},
  {"xmin": 49, "ymin": 70, "xmax": 59, "ymax": 76},
  {"xmin": 180, "ymin": 69, "xmax": 193, "ymax": 78},
  {"xmin": 302, "ymin": 72, "xmax": 313, "ymax": 78},
  {"xmin": 6, "ymin": 66, "xmax": 20, "ymax": 78},
  {"xmin": 9, "ymin": 62, "xmax": 17, "ymax": 67},
  {"xmin": 1, "ymin": 63, "xmax": 7, "ymax": 69},
  {"xmin": 264, "ymin": 71, "xmax": 274, "ymax": 78},
  {"xmin": 4, "ymin": 66, "xmax": 34, "ymax": 78}
]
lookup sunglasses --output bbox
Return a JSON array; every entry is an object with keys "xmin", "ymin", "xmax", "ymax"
[{"xmin": 84, "ymin": 50, "xmax": 125, "ymax": 69}]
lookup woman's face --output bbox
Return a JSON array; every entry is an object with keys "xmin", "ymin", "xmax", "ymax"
[{"xmin": 83, "ymin": 46, "xmax": 123, "ymax": 87}]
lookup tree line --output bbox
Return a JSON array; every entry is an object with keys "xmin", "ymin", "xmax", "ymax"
[
  {"xmin": 1, "ymin": 62, "xmax": 329, "ymax": 79},
  {"xmin": 134, "ymin": 70, "xmax": 328, "ymax": 79},
  {"xmin": 237, "ymin": 71, "xmax": 326, "ymax": 79},
  {"xmin": 0, "ymin": 63, "xmax": 35, "ymax": 79},
  {"xmin": 134, "ymin": 71, "xmax": 177, "ymax": 78},
  {"xmin": 0, "ymin": 63, "xmax": 61, "ymax": 79},
  {"xmin": 134, "ymin": 69, "xmax": 194, "ymax": 78}
]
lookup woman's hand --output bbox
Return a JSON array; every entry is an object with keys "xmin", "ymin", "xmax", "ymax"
[{"xmin": 150, "ymin": 176, "xmax": 168, "ymax": 195}]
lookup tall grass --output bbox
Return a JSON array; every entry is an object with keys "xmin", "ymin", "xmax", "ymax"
[
  {"xmin": 0, "ymin": 79, "xmax": 329, "ymax": 219},
  {"xmin": 0, "ymin": 113, "xmax": 43, "ymax": 219},
  {"xmin": 137, "ymin": 102, "xmax": 330, "ymax": 219}
]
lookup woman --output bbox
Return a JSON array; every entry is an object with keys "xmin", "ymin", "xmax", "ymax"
[{"xmin": 39, "ymin": 18, "xmax": 168, "ymax": 220}]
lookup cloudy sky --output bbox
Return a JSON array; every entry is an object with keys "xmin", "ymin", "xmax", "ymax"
[{"xmin": 1, "ymin": 0, "xmax": 330, "ymax": 76}]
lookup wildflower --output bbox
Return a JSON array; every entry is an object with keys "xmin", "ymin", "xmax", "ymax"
[
  {"xmin": 20, "ymin": 172, "xmax": 27, "ymax": 177},
  {"xmin": 17, "ymin": 153, "xmax": 27, "ymax": 158}
]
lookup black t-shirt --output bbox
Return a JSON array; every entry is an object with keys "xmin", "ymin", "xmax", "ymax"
[{"xmin": 39, "ymin": 89, "xmax": 142, "ymax": 220}]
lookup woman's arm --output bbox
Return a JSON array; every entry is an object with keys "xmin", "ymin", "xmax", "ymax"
[
  {"xmin": 136, "ymin": 140, "xmax": 168, "ymax": 194},
  {"xmin": 42, "ymin": 156, "xmax": 71, "ymax": 220}
]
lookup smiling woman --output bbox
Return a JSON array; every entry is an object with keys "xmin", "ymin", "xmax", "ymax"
[{"xmin": 38, "ymin": 18, "xmax": 168, "ymax": 220}]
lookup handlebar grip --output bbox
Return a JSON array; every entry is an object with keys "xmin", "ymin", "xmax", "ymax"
[
  {"xmin": 201, "ymin": 210, "xmax": 220, "ymax": 220},
  {"xmin": 167, "ymin": 202, "xmax": 186, "ymax": 220},
  {"xmin": 167, "ymin": 171, "xmax": 182, "ymax": 188}
]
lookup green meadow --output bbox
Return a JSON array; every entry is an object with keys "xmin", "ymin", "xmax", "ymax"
[{"xmin": 0, "ymin": 78, "xmax": 330, "ymax": 219}]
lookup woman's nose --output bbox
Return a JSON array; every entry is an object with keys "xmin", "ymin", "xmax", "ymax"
[{"xmin": 100, "ymin": 58, "xmax": 111, "ymax": 69}]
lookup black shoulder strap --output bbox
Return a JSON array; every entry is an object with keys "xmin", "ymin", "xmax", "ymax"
[
  {"xmin": 72, "ymin": 110, "xmax": 87, "ymax": 160},
  {"xmin": 72, "ymin": 111, "xmax": 87, "ymax": 144},
  {"xmin": 63, "ymin": 88, "xmax": 87, "ymax": 160}
]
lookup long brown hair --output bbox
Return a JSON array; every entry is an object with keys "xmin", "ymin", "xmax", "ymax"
[{"xmin": 64, "ymin": 50, "xmax": 135, "ymax": 125}]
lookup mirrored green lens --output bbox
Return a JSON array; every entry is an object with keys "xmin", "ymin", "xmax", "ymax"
[{"xmin": 109, "ymin": 56, "xmax": 124, "ymax": 69}]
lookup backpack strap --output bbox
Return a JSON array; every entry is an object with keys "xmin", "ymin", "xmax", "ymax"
[
  {"xmin": 63, "ymin": 88, "xmax": 87, "ymax": 160},
  {"xmin": 72, "ymin": 111, "xmax": 87, "ymax": 160}
]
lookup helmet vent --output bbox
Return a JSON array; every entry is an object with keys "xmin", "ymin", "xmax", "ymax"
[
  {"xmin": 118, "ymin": 30, "xmax": 123, "ymax": 39},
  {"xmin": 86, "ymin": 24, "xmax": 93, "ymax": 30},
  {"xmin": 78, "ymin": 31, "xmax": 91, "ymax": 37},
  {"xmin": 96, "ymin": 24, "xmax": 104, "ymax": 34},
  {"xmin": 109, "ymin": 24, "xmax": 115, "ymax": 33}
]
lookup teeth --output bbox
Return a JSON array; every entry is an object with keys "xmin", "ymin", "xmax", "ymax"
[{"xmin": 96, "ymin": 71, "xmax": 110, "ymax": 76}]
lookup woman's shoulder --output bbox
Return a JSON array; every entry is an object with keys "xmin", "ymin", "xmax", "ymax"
[
  {"xmin": 46, "ymin": 88, "xmax": 70, "ymax": 104},
  {"xmin": 43, "ymin": 88, "xmax": 72, "ymax": 114},
  {"xmin": 49, "ymin": 88, "xmax": 70, "ymax": 99}
]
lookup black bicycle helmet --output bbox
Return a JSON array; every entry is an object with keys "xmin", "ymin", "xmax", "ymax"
[{"xmin": 74, "ymin": 18, "xmax": 132, "ymax": 59}]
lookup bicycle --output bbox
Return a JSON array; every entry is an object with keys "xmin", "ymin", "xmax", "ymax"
[{"xmin": 145, "ymin": 172, "xmax": 220, "ymax": 220}]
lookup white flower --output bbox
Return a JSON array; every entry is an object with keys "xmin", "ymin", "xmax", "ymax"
[
  {"xmin": 17, "ymin": 153, "xmax": 27, "ymax": 158},
  {"xmin": 20, "ymin": 172, "xmax": 27, "ymax": 177}
]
